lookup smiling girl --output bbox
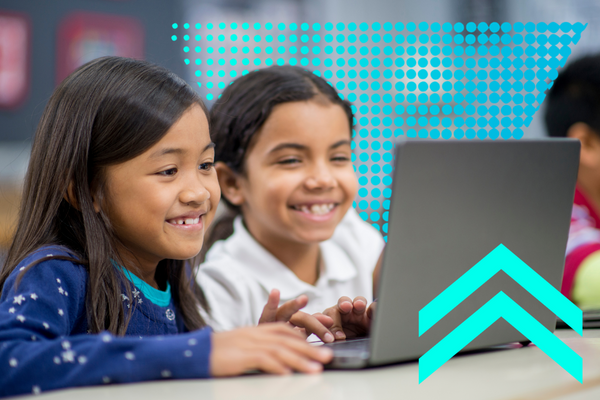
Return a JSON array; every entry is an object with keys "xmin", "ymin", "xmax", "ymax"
[
  {"xmin": 198, "ymin": 66, "xmax": 385, "ymax": 335},
  {"xmin": 0, "ymin": 57, "xmax": 332, "ymax": 397}
]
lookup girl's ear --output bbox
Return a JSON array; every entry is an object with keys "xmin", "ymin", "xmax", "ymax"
[
  {"xmin": 63, "ymin": 181, "xmax": 80, "ymax": 210},
  {"xmin": 64, "ymin": 181, "xmax": 102, "ymax": 213},
  {"xmin": 215, "ymin": 161, "xmax": 245, "ymax": 206},
  {"xmin": 91, "ymin": 193, "xmax": 101, "ymax": 213}
]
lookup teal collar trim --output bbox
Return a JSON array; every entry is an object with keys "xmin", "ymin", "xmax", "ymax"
[{"xmin": 113, "ymin": 262, "xmax": 172, "ymax": 307}]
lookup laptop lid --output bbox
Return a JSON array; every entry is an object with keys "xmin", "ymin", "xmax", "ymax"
[{"xmin": 369, "ymin": 139, "xmax": 579, "ymax": 366}]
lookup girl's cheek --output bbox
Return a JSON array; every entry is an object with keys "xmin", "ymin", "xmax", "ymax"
[
  {"xmin": 340, "ymin": 169, "xmax": 359, "ymax": 197},
  {"xmin": 208, "ymin": 179, "xmax": 221, "ymax": 210}
]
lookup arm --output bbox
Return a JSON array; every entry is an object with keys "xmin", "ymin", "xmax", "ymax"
[
  {"xmin": 1, "ymin": 256, "xmax": 333, "ymax": 396},
  {"xmin": 0, "ymin": 257, "xmax": 212, "ymax": 396}
]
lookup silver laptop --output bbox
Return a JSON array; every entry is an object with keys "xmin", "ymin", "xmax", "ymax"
[{"xmin": 325, "ymin": 139, "xmax": 580, "ymax": 368}]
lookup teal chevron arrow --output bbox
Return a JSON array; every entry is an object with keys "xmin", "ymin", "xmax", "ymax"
[
  {"xmin": 419, "ymin": 291, "xmax": 582, "ymax": 383},
  {"xmin": 418, "ymin": 244, "xmax": 583, "ymax": 383},
  {"xmin": 419, "ymin": 244, "xmax": 582, "ymax": 336}
]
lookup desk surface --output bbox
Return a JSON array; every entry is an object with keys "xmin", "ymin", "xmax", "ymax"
[{"xmin": 17, "ymin": 330, "xmax": 600, "ymax": 400}]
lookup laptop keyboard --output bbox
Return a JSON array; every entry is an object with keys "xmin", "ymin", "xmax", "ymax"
[{"xmin": 324, "ymin": 337, "xmax": 371, "ymax": 352}]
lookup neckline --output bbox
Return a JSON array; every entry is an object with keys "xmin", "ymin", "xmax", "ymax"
[{"xmin": 113, "ymin": 262, "xmax": 172, "ymax": 307}]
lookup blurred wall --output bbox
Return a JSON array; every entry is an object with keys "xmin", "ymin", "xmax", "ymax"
[{"xmin": 0, "ymin": 0, "xmax": 185, "ymax": 143}]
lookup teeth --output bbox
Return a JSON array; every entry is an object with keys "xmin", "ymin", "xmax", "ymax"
[
  {"xmin": 170, "ymin": 217, "xmax": 200, "ymax": 225},
  {"xmin": 296, "ymin": 203, "xmax": 335, "ymax": 215}
]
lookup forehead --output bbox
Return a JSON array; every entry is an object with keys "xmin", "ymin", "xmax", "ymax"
[
  {"xmin": 253, "ymin": 100, "xmax": 351, "ymax": 148},
  {"xmin": 147, "ymin": 104, "xmax": 211, "ymax": 156}
]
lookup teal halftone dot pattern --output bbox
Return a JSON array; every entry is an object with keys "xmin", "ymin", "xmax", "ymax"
[{"xmin": 174, "ymin": 21, "xmax": 587, "ymax": 237}]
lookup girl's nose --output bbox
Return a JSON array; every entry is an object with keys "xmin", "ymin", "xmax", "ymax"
[
  {"xmin": 305, "ymin": 166, "xmax": 337, "ymax": 190},
  {"xmin": 180, "ymin": 177, "xmax": 210, "ymax": 206}
]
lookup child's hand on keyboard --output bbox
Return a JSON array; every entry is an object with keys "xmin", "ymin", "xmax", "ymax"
[
  {"xmin": 319, "ymin": 297, "xmax": 376, "ymax": 340},
  {"xmin": 258, "ymin": 288, "xmax": 336, "ymax": 343}
]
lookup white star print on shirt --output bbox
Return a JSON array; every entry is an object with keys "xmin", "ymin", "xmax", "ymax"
[
  {"xmin": 62, "ymin": 350, "xmax": 75, "ymax": 363},
  {"xmin": 42, "ymin": 322, "xmax": 49, "ymax": 329},
  {"xmin": 8, "ymin": 307, "xmax": 15, "ymax": 314},
  {"xmin": 30, "ymin": 293, "xmax": 38, "ymax": 300},
  {"xmin": 13, "ymin": 295, "xmax": 25, "ymax": 305},
  {"xmin": 58, "ymin": 287, "xmax": 64, "ymax": 295},
  {"xmin": 58, "ymin": 309, "xmax": 64, "ymax": 316},
  {"xmin": 56, "ymin": 278, "xmax": 61, "ymax": 284},
  {"xmin": 16, "ymin": 315, "xmax": 25, "ymax": 323}
]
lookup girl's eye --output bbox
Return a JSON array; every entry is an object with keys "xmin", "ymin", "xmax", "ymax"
[
  {"xmin": 158, "ymin": 168, "xmax": 177, "ymax": 176},
  {"xmin": 331, "ymin": 156, "xmax": 350, "ymax": 162},
  {"xmin": 278, "ymin": 158, "xmax": 301, "ymax": 165},
  {"xmin": 199, "ymin": 162, "xmax": 214, "ymax": 171}
]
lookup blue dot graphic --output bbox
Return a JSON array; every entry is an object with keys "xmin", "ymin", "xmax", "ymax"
[{"xmin": 178, "ymin": 20, "xmax": 585, "ymax": 230}]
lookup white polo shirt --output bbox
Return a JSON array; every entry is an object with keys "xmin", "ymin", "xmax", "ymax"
[{"xmin": 197, "ymin": 208, "xmax": 385, "ymax": 332}]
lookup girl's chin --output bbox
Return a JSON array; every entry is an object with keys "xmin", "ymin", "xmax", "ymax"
[
  {"xmin": 168, "ymin": 247, "xmax": 203, "ymax": 261},
  {"xmin": 294, "ymin": 229, "xmax": 337, "ymax": 244}
]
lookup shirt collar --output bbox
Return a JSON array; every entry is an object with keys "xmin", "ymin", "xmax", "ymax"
[{"xmin": 220, "ymin": 215, "xmax": 357, "ymax": 300}]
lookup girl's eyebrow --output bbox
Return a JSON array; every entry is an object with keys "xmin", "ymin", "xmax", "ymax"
[
  {"xmin": 330, "ymin": 139, "xmax": 352, "ymax": 149},
  {"xmin": 268, "ymin": 139, "xmax": 351, "ymax": 154},
  {"xmin": 150, "ymin": 142, "xmax": 216, "ymax": 159}
]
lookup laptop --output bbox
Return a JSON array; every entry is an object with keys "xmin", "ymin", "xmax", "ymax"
[
  {"xmin": 557, "ymin": 309, "xmax": 600, "ymax": 329},
  {"xmin": 325, "ymin": 139, "xmax": 580, "ymax": 368}
]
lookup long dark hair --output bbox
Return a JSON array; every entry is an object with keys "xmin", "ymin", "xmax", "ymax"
[
  {"xmin": 0, "ymin": 56, "xmax": 209, "ymax": 334},
  {"xmin": 202, "ymin": 65, "xmax": 354, "ymax": 260}
]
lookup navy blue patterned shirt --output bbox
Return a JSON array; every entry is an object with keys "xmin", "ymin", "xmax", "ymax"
[{"xmin": 0, "ymin": 245, "xmax": 212, "ymax": 397}]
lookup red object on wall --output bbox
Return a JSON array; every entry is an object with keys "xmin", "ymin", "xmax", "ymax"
[
  {"xmin": 0, "ymin": 10, "xmax": 30, "ymax": 110},
  {"xmin": 56, "ymin": 11, "xmax": 144, "ymax": 85}
]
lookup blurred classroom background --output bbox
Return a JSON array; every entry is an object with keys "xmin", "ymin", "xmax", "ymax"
[{"xmin": 1, "ymin": 0, "xmax": 600, "ymax": 256}]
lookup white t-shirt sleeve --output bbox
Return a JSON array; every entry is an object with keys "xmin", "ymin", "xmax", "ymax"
[
  {"xmin": 331, "ymin": 207, "xmax": 385, "ymax": 275},
  {"xmin": 196, "ymin": 262, "xmax": 256, "ymax": 332}
]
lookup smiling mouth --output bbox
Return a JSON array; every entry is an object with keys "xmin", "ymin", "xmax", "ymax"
[
  {"xmin": 290, "ymin": 203, "xmax": 337, "ymax": 215},
  {"xmin": 166, "ymin": 217, "xmax": 201, "ymax": 225}
]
